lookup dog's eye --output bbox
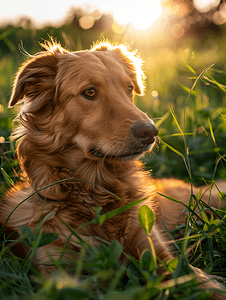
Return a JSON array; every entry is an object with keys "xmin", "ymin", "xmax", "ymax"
[
  {"xmin": 128, "ymin": 86, "xmax": 133, "ymax": 96},
  {"xmin": 82, "ymin": 88, "xmax": 96, "ymax": 100}
]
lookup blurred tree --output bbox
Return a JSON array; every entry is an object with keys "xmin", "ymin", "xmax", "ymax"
[
  {"xmin": 67, "ymin": 7, "xmax": 113, "ymax": 31},
  {"xmin": 162, "ymin": 0, "xmax": 226, "ymax": 38},
  {"xmin": 92, "ymin": 14, "xmax": 113, "ymax": 31}
]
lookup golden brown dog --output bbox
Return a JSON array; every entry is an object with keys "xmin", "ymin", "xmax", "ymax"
[{"xmin": 0, "ymin": 41, "xmax": 225, "ymax": 298}]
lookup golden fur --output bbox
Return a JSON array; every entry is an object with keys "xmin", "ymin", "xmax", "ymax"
[{"xmin": 0, "ymin": 41, "xmax": 225, "ymax": 298}]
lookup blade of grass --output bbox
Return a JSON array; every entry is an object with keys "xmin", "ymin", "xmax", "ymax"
[
  {"xmin": 212, "ymin": 155, "xmax": 226, "ymax": 180},
  {"xmin": 179, "ymin": 83, "xmax": 197, "ymax": 95},
  {"xmin": 204, "ymin": 75, "xmax": 226, "ymax": 92},
  {"xmin": 181, "ymin": 63, "xmax": 215, "ymax": 188},
  {"xmin": 185, "ymin": 64, "xmax": 214, "ymax": 105},
  {"xmin": 185, "ymin": 63, "xmax": 196, "ymax": 74},
  {"xmin": 99, "ymin": 197, "xmax": 148, "ymax": 225},
  {"xmin": 160, "ymin": 139, "xmax": 191, "ymax": 179},
  {"xmin": 157, "ymin": 192, "xmax": 208, "ymax": 224},
  {"xmin": 169, "ymin": 105, "xmax": 183, "ymax": 135},
  {"xmin": 208, "ymin": 117, "xmax": 216, "ymax": 145},
  {"xmin": 1, "ymin": 167, "xmax": 14, "ymax": 186}
]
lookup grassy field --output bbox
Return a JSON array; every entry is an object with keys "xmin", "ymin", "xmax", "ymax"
[{"xmin": 0, "ymin": 21, "xmax": 226, "ymax": 299}]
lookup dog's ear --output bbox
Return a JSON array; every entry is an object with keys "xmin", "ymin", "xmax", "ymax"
[
  {"xmin": 9, "ymin": 49, "xmax": 60, "ymax": 108},
  {"xmin": 114, "ymin": 46, "xmax": 145, "ymax": 95},
  {"xmin": 92, "ymin": 42, "xmax": 145, "ymax": 95}
]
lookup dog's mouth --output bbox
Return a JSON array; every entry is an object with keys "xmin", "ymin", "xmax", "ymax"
[
  {"xmin": 90, "ymin": 147, "xmax": 149, "ymax": 160},
  {"xmin": 90, "ymin": 149, "xmax": 106, "ymax": 158}
]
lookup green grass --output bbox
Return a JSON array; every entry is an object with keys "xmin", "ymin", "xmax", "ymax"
[
  {"xmin": 0, "ymin": 184, "xmax": 225, "ymax": 299},
  {"xmin": 0, "ymin": 22, "xmax": 226, "ymax": 299}
]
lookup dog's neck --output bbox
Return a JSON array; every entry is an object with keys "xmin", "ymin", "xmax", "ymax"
[{"xmin": 18, "ymin": 139, "xmax": 148, "ymax": 207}]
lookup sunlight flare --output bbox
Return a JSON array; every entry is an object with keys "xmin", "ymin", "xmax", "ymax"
[
  {"xmin": 111, "ymin": 0, "xmax": 163, "ymax": 30},
  {"xmin": 193, "ymin": 0, "xmax": 220, "ymax": 13}
]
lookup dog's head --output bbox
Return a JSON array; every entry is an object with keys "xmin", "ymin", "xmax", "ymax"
[{"xmin": 10, "ymin": 42, "xmax": 158, "ymax": 166}]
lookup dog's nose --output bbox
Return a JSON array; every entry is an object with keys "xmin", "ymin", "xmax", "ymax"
[{"xmin": 131, "ymin": 121, "xmax": 158, "ymax": 144}]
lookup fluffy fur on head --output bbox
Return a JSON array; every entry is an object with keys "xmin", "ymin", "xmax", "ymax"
[
  {"xmin": 9, "ymin": 41, "xmax": 151, "ymax": 202},
  {"xmin": 0, "ymin": 41, "xmax": 225, "ymax": 299}
]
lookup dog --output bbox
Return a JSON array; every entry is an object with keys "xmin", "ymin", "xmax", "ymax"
[{"xmin": 0, "ymin": 41, "xmax": 225, "ymax": 298}]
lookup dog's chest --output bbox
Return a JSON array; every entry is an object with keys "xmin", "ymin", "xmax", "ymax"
[{"xmin": 96, "ymin": 205, "xmax": 139, "ymax": 247}]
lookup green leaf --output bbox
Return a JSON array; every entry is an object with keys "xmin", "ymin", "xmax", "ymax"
[
  {"xmin": 127, "ymin": 264, "xmax": 142, "ymax": 286},
  {"xmin": 218, "ymin": 191, "xmax": 226, "ymax": 201},
  {"xmin": 98, "ymin": 243, "xmax": 109, "ymax": 256},
  {"xmin": 204, "ymin": 222, "xmax": 220, "ymax": 235},
  {"xmin": 19, "ymin": 225, "xmax": 35, "ymax": 248},
  {"xmin": 93, "ymin": 206, "xmax": 102, "ymax": 224},
  {"xmin": 123, "ymin": 252, "xmax": 140, "ymax": 268},
  {"xmin": 138, "ymin": 205, "xmax": 156, "ymax": 236},
  {"xmin": 108, "ymin": 240, "xmax": 123, "ymax": 261},
  {"xmin": 58, "ymin": 288, "xmax": 89, "ymax": 300},
  {"xmin": 38, "ymin": 233, "xmax": 59, "ymax": 248},
  {"xmin": 173, "ymin": 254, "xmax": 193, "ymax": 279},
  {"xmin": 216, "ymin": 207, "xmax": 226, "ymax": 218},
  {"xmin": 1, "ymin": 167, "xmax": 14, "ymax": 186},
  {"xmin": 99, "ymin": 197, "xmax": 147, "ymax": 226},
  {"xmin": 188, "ymin": 291, "xmax": 212, "ymax": 300},
  {"xmin": 165, "ymin": 258, "xmax": 178, "ymax": 273},
  {"xmin": 140, "ymin": 249, "xmax": 155, "ymax": 273}
]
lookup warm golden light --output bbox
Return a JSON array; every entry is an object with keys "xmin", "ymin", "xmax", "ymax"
[
  {"xmin": 0, "ymin": 137, "xmax": 5, "ymax": 143},
  {"xmin": 151, "ymin": 91, "xmax": 159, "ymax": 98},
  {"xmin": 79, "ymin": 15, "xmax": 95, "ymax": 30},
  {"xmin": 193, "ymin": 0, "xmax": 220, "ymax": 13},
  {"xmin": 0, "ymin": 0, "xmax": 163, "ymax": 30},
  {"xmin": 112, "ymin": 0, "xmax": 163, "ymax": 30}
]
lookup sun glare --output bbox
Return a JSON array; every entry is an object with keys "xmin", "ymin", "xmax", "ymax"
[
  {"xmin": 193, "ymin": 0, "xmax": 220, "ymax": 13},
  {"xmin": 110, "ymin": 0, "xmax": 163, "ymax": 30},
  {"xmin": 0, "ymin": 0, "xmax": 163, "ymax": 30}
]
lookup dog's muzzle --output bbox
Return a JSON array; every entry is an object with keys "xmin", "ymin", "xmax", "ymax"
[{"xmin": 90, "ymin": 120, "xmax": 158, "ymax": 160}]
